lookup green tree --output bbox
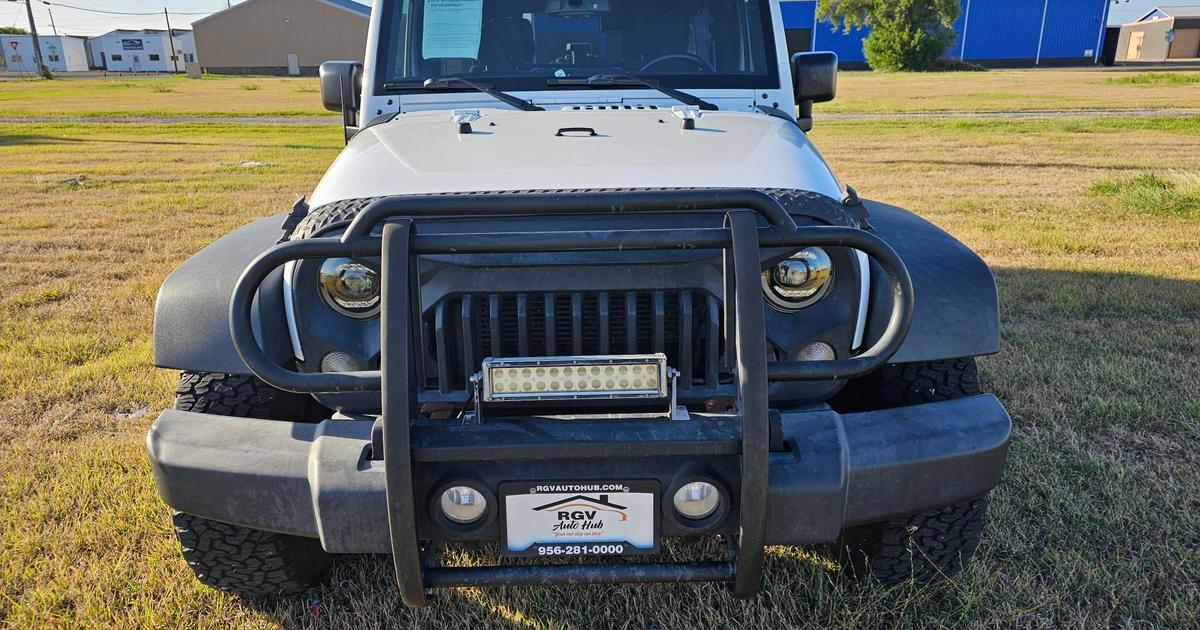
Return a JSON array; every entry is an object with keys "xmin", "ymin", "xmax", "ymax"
[
  {"xmin": 0, "ymin": 26, "xmax": 31, "ymax": 35},
  {"xmin": 817, "ymin": 0, "xmax": 960, "ymax": 71}
]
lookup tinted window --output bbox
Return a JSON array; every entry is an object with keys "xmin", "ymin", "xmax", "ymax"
[{"xmin": 378, "ymin": 0, "xmax": 778, "ymax": 91}]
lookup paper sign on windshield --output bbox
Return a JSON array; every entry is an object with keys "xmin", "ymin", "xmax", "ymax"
[{"xmin": 422, "ymin": 0, "xmax": 484, "ymax": 60}]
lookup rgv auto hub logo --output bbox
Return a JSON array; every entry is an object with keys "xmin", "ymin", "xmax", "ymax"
[
  {"xmin": 504, "ymin": 483, "xmax": 656, "ymax": 552},
  {"xmin": 533, "ymin": 494, "xmax": 629, "ymax": 533}
]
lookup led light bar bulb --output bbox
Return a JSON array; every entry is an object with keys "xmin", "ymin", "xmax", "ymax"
[{"xmin": 481, "ymin": 355, "xmax": 668, "ymax": 402}]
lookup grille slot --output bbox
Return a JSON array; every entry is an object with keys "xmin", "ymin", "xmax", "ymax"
[{"xmin": 423, "ymin": 290, "xmax": 725, "ymax": 394}]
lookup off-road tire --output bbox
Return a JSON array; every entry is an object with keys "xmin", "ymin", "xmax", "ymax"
[
  {"xmin": 288, "ymin": 188, "xmax": 860, "ymax": 242},
  {"xmin": 290, "ymin": 197, "xmax": 381, "ymax": 240},
  {"xmin": 171, "ymin": 371, "xmax": 333, "ymax": 598},
  {"xmin": 832, "ymin": 357, "xmax": 989, "ymax": 584},
  {"xmin": 173, "ymin": 512, "xmax": 333, "ymax": 598},
  {"xmin": 834, "ymin": 357, "xmax": 982, "ymax": 412},
  {"xmin": 836, "ymin": 495, "xmax": 989, "ymax": 585},
  {"xmin": 174, "ymin": 371, "xmax": 316, "ymax": 420}
]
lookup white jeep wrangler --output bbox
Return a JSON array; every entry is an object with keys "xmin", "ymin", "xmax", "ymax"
[{"xmin": 148, "ymin": 0, "xmax": 1009, "ymax": 605}]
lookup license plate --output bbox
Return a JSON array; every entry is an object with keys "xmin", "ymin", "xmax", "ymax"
[{"xmin": 501, "ymin": 481, "xmax": 659, "ymax": 557}]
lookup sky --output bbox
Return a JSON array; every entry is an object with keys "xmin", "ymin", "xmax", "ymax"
[
  {"xmin": 1, "ymin": 0, "xmax": 1167, "ymax": 38},
  {"xmin": 2, "ymin": 0, "xmax": 371, "ymax": 36}
]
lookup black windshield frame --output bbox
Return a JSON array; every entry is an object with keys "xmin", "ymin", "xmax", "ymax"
[{"xmin": 373, "ymin": 0, "xmax": 780, "ymax": 97}]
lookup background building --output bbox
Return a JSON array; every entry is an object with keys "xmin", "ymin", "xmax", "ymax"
[
  {"xmin": 191, "ymin": 0, "xmax": 370, "ymax": 76},
  {"xmin": 1115, "ymin": 6, "xmax": 1200, "ymax": 61},
  {"xmin": 90, "ymin": 29, "xmax": 196, "ymax": 73},
  {"xmin": 0, "ymin": 35, "xmax": 89, "ymax": 73},
  {"xmin": 783, "ymin": 0, "xmax": 1112, "ymax": 67}
]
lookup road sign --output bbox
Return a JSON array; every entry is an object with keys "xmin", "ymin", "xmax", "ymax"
[{"xmin": 9, "ymin": 41, "xmax": 17, "ymax": 51}]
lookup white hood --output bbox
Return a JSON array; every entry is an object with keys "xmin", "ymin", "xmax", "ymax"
[{"xmin": 309, "ymin": 108, "xmax": 841, "ymax": 206}]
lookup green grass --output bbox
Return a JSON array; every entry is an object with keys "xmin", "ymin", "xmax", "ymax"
[
  {"xmin": 1108, "ymin": 72, "xmax": 1200, "ymax": 85},
  {"xmin": 1, "ymin": 78, "xmax": 1199, "ymax": 628},
  {"xmin": 1091, "ymin": 172, "xmax": 1200, "ymax": 219}
]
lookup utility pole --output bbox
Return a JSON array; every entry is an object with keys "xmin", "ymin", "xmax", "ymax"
[
  {"xmin": 18, "ymin": 0, "xmax": 51, "ymax": 78},
  {"xmin": 164, "ymin": 7, "xmax": 178, "ymax": 73},
  {"xmin": 1034, "ymin": 0, "xmax": 1050, "ymax": 66},
  {"xmin": 46, "ymin": 7, "xmax": 56, "ymax": 35}
]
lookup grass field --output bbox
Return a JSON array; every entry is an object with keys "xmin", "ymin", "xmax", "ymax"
[
  {"xmin": 1, "ymin": 70, "xmax": 1198, "ymax": 628},
  {"xmin": 2, "ymin": 68, "xmax": 1200, "ymax": 118}
]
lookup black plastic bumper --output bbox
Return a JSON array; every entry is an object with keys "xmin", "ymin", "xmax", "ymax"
[{"xmin": 147, "ymin": 393, "xmax": 1009, "ymax": 552}]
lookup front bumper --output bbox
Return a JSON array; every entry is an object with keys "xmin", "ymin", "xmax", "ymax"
[{"xmin": 147, "ymin": 393, "xmax": 1009, "ymax": 553}]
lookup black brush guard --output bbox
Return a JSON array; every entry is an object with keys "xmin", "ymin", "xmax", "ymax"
[{"xmin": 228, "ymin": 189, "xmax": 914, "ymax": 606}]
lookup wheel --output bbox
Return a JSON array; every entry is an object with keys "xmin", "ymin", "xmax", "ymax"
[
  {"xmin": 836, "ymin": 495, "xmax": 989, "ymax": 585},
  {"xmin": 290, "ymin": 189, "xmax": 860, "ymax": 242},
  {"xmin": 173, "ymin": 512, "xmax": 333, "ymax": 598},
  {"xmin": 830, "ymin": 357, "xmax": 989, "ymax": 583},
  {"xmin": 174, "ymin": 371, "xmax": 318, "ymax": 420},
  {"xmin": 289, "ymin": 197, "xmax": 381, "ymax": 240},
  {"xmin": 171, "ymin": 371, "xmax": 333, "ymax": 598},
  {"xmin": 832, "ymin": 357, "xmax": 982, "ymax": 412},
  {"xmin": 640, "ymin": 53, "xmax": 716, "ymax": 73}
]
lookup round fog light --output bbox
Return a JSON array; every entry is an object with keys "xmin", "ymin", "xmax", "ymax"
[
  {"xmin": 673, "ymin": 481, "xmax": 720, "ymax": 520},
  {"xmin": 439, "ymin": 486, "xmax": 487, "ymax": 524}
]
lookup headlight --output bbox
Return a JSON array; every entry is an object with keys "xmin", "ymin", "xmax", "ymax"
[
  {"xmin": 762, "ymin": 247, "xmax": 832, "ymax": 311},
  {"xmin": 319, "ymin": 258, "xmax": 379, "ymax": 318}
]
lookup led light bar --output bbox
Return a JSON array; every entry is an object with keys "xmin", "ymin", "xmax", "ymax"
[{"xmin": 480, "ymin": 354, "xmax": 669, "ymax": 403}]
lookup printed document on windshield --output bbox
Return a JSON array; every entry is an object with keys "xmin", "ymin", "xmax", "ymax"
[{"xmin": 422, "ymin": 0, "xmax": 484, "ymax": 60}]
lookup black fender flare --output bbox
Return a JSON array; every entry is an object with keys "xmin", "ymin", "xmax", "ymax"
[
  {"xmin": 153, "ymin": 214, "xmax": 294, "ymax": 375},
  {"xmin": 862, "ymin": 201, "xmax": 999, "ymax": 363}
]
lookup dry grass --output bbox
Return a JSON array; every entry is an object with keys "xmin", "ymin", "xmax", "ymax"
[
  {"xmin": 829, "ymin": 68, "xmax": 1200, "ymax": 113},
  {"xmin": 1, "ymin": 68, "xmax": 1197, "ymax": 118},
  {"xmin": 1, "ymin": 72, "xmax": 1199, "ymax": 628},
  {"xmin": 0, "ymin": 75, "xmax": 330, "ymax": 118}
]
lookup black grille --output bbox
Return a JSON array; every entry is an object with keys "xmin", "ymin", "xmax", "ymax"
[{"xmin": 421, "ymin": 291, "xmax": 725, "ymax": 394}]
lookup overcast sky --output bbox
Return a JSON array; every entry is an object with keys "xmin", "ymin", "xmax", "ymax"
[{"xmin": 2, "ymin": 0, "xmax": 1164, "ymax": 38}]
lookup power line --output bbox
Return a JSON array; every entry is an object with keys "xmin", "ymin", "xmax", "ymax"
[{"xmin": 34, "ymin": 1, "xmax": 222, "ymax": 17}]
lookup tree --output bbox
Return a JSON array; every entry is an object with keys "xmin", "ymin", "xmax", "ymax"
[
  {"xmin": 817, "ymin": 0, "xmax": 960, "ymax": 71},
  {"xmin": 0, "ymin": 26, "xmax": 30, "ymax": 35}
]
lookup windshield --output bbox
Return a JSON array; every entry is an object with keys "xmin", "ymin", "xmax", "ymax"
[{"xmin": 376, "ymin": 0, "xmax": 778, "ymax": 93}]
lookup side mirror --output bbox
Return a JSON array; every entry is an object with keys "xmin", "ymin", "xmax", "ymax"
[
  {"xmin": 319, "ymin": 61, "xmax": 363, "ymax": 143},
  {"xmin": 791, "ymin": 52, "xmax": 838, "ymax": 132}
]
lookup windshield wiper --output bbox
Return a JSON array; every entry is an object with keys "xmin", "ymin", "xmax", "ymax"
[
  {"xmin": 547, "ymin": 74, "xmax": 717, "ymax": 111},
  {"xmin": 383, "ymin": 77, "xmax": 544, "ymax": 112}
]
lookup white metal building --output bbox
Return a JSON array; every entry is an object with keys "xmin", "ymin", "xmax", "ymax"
[
  {"xmin": 0, "ymin": 34, "xmax": 89, "ymax": 73},
  {"xmin": 91, "ymin": 29, "xmax": 198, "ymax": 72}
]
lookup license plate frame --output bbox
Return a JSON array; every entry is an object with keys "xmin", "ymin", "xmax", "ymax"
[{"xmin": 500, "ymin": 480, "xmax": 660, "ymax": 557}]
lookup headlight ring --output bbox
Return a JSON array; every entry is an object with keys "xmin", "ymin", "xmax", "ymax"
[
  {"xmin": 762, "ymin": 246, "xmax": 833, "ymax": 311},
  {"xmin": 318, "ymin": 258, "xmax": 380, "ymax": 318}
]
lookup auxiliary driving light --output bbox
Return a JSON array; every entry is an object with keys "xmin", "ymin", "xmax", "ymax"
[
  {"xmin": 439, "ymin": 486, "xmax": 487, "ymax": 524},
  {"xmin": 480, "ymin": 354, "xmax": 669, "ymax": 402},
  {"xmin": 673, "ymin": 481, "xmax": 721, "ymax": 520}
]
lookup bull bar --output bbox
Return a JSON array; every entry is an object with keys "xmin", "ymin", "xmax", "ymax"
[{"xmin": 194, "ymin": 189, "xmax": 958, "ymax": 605}]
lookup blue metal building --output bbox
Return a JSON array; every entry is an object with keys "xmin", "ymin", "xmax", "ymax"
[{"xmin": 781, "ymin": 0, "xmax": 1113, "ymax": 66}]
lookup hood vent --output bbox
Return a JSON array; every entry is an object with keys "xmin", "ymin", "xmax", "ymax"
[{"xmin": 562, "ymin": 104, "xmax": 660, "ymax": 111}]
